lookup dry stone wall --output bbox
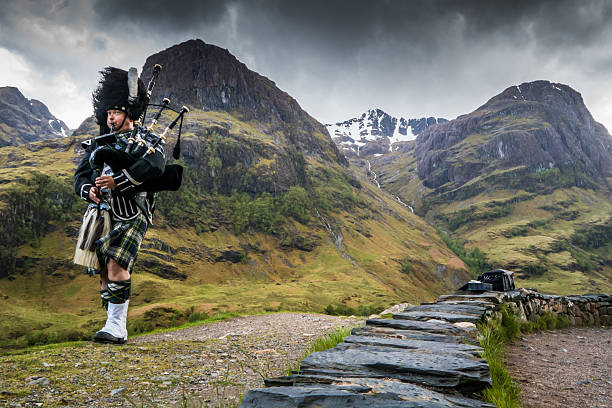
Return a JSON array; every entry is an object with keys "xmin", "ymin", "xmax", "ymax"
[
  {"xmin": 239, "ymin": 289, "xmax": 610, "ymax": 407},
  {"xmin": 499, "ymin": 289, "xmax": 612, "ymax": 326}
]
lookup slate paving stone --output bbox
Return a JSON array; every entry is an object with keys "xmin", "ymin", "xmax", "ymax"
[
  {"xmin": 437, "ymin": 292, "xmax": 505, "ymax": 304},
  {"xmin": 263, "ymin": 375, "xmax": 495, "ymax": 408},
  {"xmin": 404, "ymin": 303, "xmax": 487, "ymax": 316},
  {"xmin": 366, "ymin": 318, "xmax": 468, "ymax": 335},
  {"xmin": 240, "ymin": 380, "xmax": 495, "ymax": 408},
  {"xmin": 298, "ymin": 343, "xmax": 491, "ymax": 391},
  {"xmin": 343, "ymin": 335, "xmax": 483, "ymax": 357},
  {"xmin": 351, "ymin": 326, "xmax": 466, "ymax": 343},
  {"xmin": 243, "ymin": 295, "xmax": 497, "ymax": 407},
  {"xmin": 393, "ymin": 311, "xmax": 482, "ymax": 323},
  {"xmin": 433, "ymin": 300, "xmax": 497, "ymax": 309}
]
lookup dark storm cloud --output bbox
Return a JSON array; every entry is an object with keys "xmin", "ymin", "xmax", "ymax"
[
  {"xmin": 88, "ymin": 0, "xmax": 612, "ymax": 55},
  {"xmin": 1, "ymin": 0, "xmax": 611, "ymax": 128},
  {"xmin": 91, "ymin": 0, "xmax": 234, "ymax": 29}
]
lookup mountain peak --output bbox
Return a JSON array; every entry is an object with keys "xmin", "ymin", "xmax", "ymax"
[
  {"xmin": 0, "ymin": 86, "xmax": 70, "ymax": 146},
  {"xmin": 416, "ymin": 80, "xmax": 612, "ymax": 190},
  {"xmin": 140, "ymin": 38, "xmax": 346, "ymax": 165},
  {"xmin": 141, "ymin": 39, "xmax": 298, "ymax": 124},
  {"xmin": 486, "ymin": 80, "xmax": 585, "ymax": 109},
  {"xmin": 328, "ymin": 108, "xmax": 446, "ymax": 157}
]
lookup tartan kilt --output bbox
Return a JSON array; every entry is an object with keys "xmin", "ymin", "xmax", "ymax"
[{"xmin": 86, "ymin": 213, "xmax": 148, "ymax": 276}]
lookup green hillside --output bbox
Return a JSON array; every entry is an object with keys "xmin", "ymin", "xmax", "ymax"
[
  {"xmin": 365, "ymin": 81, "xmax": 612, "ymax": 295},
  {"xmin": 0, "ymin": 109, "xmax": 469, "ymax": 349}
]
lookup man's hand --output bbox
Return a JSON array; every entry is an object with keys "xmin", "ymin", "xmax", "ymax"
[
  {"xmin": 95, "ymin": 175, "xmax": 116, "ymax": 190},
  {"xmin": 88, "ymin": 186, "xmax": 100, "ymax": 204}
]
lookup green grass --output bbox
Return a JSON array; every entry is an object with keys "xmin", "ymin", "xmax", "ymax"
[
  {"xmin": 477, "ymin": 306, "xmax": 522, "ymax": 408},
  {"xmin": 519, "ymin": 312, "xmax": 571, "ymax": 333},
  {"xmin": 289, "ymin": 326, "xmax": 353, "ymax": 375},
  {"xmin": 303, "ymin": 326, "xmax": 352, "ymax": 356},
  {"xmin": 479, "ymin": 307, "xmax": 576, "ymax": 407}
]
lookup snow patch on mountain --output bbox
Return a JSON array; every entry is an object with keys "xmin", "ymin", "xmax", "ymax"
[{"xmin": 327, "ymin": 108, "xmax": 447, "ymax": 156}]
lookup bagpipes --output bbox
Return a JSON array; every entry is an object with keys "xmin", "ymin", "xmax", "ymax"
[{"xmin": 74, "ymin": 64, "xmax": 188, "ymax": 269}]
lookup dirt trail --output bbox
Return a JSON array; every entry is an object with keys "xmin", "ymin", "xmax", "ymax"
[
  {"xmin": 0, "ymin": 313, "xmax": 363, "ymax": 407},
  {"xmin": 505, "ymin": 326, "xmax": 611, "ymax": 408}
]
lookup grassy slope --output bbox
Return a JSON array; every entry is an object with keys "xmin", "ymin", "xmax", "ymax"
[
  {"xmin": 0, "ymin": 110, "xmax": 469, "ymax": 348},
  {"xmin": 368, "ymin": 144, "xmax": 612, "ymax": 295}
]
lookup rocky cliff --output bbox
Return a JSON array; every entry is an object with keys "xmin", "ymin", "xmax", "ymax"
[
  {"xmin": 140, "ymin": 39, "xmax": 346, "ymax": 166},
  {"xmin": 0, "ymin": 87, "xmax": 70, "ymax": 146},
  {"xmin": 415, "ymin": 81, "xmax": 612, "ymax": 193}
]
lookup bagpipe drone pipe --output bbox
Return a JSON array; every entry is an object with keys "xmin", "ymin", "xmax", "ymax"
[{"xmin": 89, "ymin": 64, "xmax": 188, "ymax": 193}]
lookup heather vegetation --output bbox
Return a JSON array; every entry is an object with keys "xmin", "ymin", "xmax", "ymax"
[
  {"xmin": 438, "ymin": 202, "xmax": 514, "ymax": 231},
  {"xmin": 323, "ymin": 303, "xmax": 382, "ymax": 317}
]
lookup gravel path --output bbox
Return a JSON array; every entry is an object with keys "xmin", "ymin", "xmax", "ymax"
[
  {"xmin": 0, "ymin": 313, "xmax": 363, "ymax": 407},
  {"xmin": 505, "ymin": 326, "xmax": 612, "ymax": 408}
]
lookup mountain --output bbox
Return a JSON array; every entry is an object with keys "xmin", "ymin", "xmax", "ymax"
[
  {"xmin": 0, "ymin": 87, "xmax": 70, "ymax": 146},
  {"xmin": 415, "ymin": 80, "xmax": 612, "ymax": 193},
  {"xmin": 326, "ymin": 108, "xmax": 447, "ymax": 157},
  {"xmin": 362, "ymin": 80, "xmax": 612, "ymax": 294},
  {"xmin": 0, "ymin": 39, "xmax": 469, "ymax": 348},
  {"xmin": 140, "ymin": 39, "xmax": 346, "ymax": 168}
]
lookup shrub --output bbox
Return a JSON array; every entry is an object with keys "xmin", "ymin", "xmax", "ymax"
[
  {"xmin": 400, "ymin": 257, "xmax": 412, "ymax": 274},
  {"xmin": 438, "ymin": 229, "xmax": 490, "ymax": 277},
  {"xmin": 571, "ymin": 218, "xmax": 612, "ymax": 250},
  {"xmin": 324, "ymin": 303, "xmax": 381, "ymax": 316},
  {"xmin": 523, "ymin": 263, "xmax": 546, "ymax": 276},
  {"xmin": 550, "ymin": 240, "xmax": 570, "ymax": 253},
  {"xmin": 502, "ymin": 225, "xmax": 529, "ymax": 238},
  {"xmin": 500, "ymin": 307, "xmax": 521, "ymax": 341},
  {"xmin": 279, "ymin": 187, "xmax": 312, "ymax": 223},
  {"xmin": 188, "ymin": 311, "xmax": 209, "ymax": 323}
]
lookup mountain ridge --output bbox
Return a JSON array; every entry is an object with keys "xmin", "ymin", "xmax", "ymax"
[
  {"xmin": 0, "ymin": 86, "xmax": 70, "ymax": 146},
  {"xmin": 415, "ymin": 80, "xmax": 612, "ymax": 193},
  {"xmin": 327, "ymin": 108, "xmax": 447, "ymax": 157}
]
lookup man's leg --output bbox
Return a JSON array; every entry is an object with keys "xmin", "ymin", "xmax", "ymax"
[
  {"xmin": 93, "ymin": 258, "xmax": 131, "ymax": 344},
  {"xmin": 99, "ymin": 267, "xmax": 110, "ymax": 310}
]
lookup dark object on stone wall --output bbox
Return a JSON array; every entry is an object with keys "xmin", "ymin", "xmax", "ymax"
[{"xmin": 477, "ymin": 269, "xmax": 515, "ymax": 291}]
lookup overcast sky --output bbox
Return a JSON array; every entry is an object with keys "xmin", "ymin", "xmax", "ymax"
[{"xmin": 1, "ymin": 0, "xmax": 611, "ymax": 132}]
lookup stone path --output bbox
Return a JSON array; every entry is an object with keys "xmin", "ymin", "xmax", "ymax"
[{"xmin": 240, "ymin": 294, "xmax": 504, "ymax": 407}]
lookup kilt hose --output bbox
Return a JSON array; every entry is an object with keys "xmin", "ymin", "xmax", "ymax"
[{"xmin": 86, "ymin": 212, "xmax": 148, "ymax": 276}]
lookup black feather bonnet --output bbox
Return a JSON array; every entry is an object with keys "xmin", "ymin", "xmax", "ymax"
[{"xmin": 92, "ymin": 67, "xmax": 147, "ymax": 134}]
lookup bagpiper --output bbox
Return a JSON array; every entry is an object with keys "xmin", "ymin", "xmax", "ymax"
[{"xmin": 73, "ymin": 66, "xmax": 166, "ymax": 344}]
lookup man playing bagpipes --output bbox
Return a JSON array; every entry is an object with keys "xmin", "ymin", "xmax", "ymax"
[{"xmin": 73, "ymin": 66, "xmax": 187, "ymax": 344}]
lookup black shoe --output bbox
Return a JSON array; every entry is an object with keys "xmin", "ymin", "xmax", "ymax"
[{"xmin": 93, "ymin": 331, "xmax": 126, "ymax": 344}]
